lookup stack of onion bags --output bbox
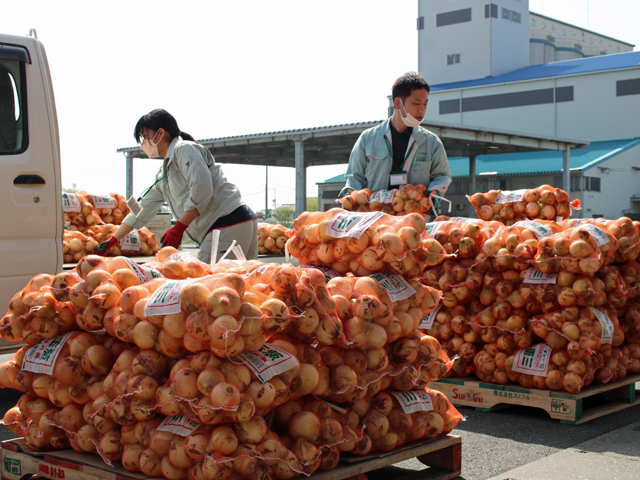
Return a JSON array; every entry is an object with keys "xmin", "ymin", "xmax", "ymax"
[{"xmin": 258, "ymin": 224, "xmax": 292, "ymax": 255}]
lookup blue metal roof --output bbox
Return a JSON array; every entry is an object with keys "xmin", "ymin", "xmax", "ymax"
[
  {"xmin": 317, "ymin": 138, "xmax": 640, "ymax": 184},
  {"xmin": 431, "ymin": 51, "xmax": 640, "ymax": 92},
  {"xmin": 449, "ymin": 138, "xmax": 640, "ymax": 178}
]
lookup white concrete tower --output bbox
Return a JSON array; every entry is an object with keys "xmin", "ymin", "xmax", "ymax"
[{"xmin": 417, "ymin": 0, "xmax": 530, "ymax": 85}]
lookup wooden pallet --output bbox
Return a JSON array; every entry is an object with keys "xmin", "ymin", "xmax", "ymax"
[
  {"xmin": 1, "ymin": 435, "xmax": 461, "ymax": 480},
  {"xmin": 429, "ymin": 374, "xmax": 640, "ymax": 425}
]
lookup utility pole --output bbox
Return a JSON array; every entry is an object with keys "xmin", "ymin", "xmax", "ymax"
[{"xmin": 265, "ymin": 166, "xmax": 268, "ymax": 218}]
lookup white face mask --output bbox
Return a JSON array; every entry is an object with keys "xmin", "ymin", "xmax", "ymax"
[
  {"xmin": 399, "ymin": 101, "xmax": 422, "ymax": 128},
  {"xmin": 140, "ymin": 131, "xmax": 161, "ymax": 159}
]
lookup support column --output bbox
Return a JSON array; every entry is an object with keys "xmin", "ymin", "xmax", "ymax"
[
  {"xmin": 563, "ymin": 148, "xmax": 571, "ymax": 194},
  {"xmin": 295, "ymin": 139, "xmax": 306, "ymax": 218},
  {"xmin": 126, "ymin": 154, "xmax": 134, "ymax": 200},
  {"xmin": 469, "ymin": 153, "xmax": 477, "ymax": 194}
]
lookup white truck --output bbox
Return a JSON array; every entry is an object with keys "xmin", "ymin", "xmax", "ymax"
[{"xmin": 0, "ymin": 31, "xmax": 62, "ymax": 321}]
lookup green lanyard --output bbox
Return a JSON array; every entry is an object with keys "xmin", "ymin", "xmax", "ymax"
[{"xmin": 384, "ymin": 136, "xmax": 417, "ymax": 170}]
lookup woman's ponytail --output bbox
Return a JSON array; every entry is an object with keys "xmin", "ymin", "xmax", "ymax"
[{"xmin": 179, "ymin": 131, "xmax": 195, "ymax": 142}]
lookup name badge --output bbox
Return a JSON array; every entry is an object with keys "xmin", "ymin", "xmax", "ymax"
[{"xmin": 389, "ymin": 172, "xmax": 408, "ymax": 188}]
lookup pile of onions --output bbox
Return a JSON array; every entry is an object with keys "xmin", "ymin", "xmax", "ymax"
[
  {"xmin": 269, "ymin": 397, "xmax": 362, "ymax": 474},
  {"xmin": 288, "ymin": 209, "xmax": 445, "ymax": 278},
  {"xmin": 468, "ymin": 185, "xmax": 572, "ymax": 223},
  {"xmin": 342, "ymin": 388, "xmax": 462, "ymax": 455},
  {"xmin": 90, "ymin": 347, "xmax": 170, "ymax": 427},
  {"xmin": 421, "ymin": 259, "xmax": 484, "ymax": 308},
  {"xmin": 258, "ymin": 223, "xmax": 293, "ymax": 254},
  {"xmin": 475, "ymin": 221, "xmax": 565, "ymax": 271},
  {"xmin": 64, "ymin": 230, "xmax": 98, "ymax": 263},
  {"xmin": 620, "ymin": 302, "xmax": 640, "ymax": 345},
  {"xmin": 533, "ymin": 225, "xmax": 619, "ymax": 274},
  {"xmin": 64, "ymin": 191, "xmax": 129, "ymax": 230},
  {"xmin": 339, "ymin": 184, "xmax": 432, "ymax": 216},
  {"xmin": 594, "ymin": 346, "xmax": 640, "ymax": 384}
]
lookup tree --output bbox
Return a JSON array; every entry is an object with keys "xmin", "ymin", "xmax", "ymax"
[
  {"xmin": 273, "ymin": 205, "xmax": 294, "ymax": 226},
  {"xmin": 306, "ymin": 197, "xmax": 318, "ymax": 211}
]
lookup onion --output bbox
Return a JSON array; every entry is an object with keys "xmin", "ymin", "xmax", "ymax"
[
  {"xmin": 161, "ymin": 455, "xmax": 187, "ymax": 480},
  {"xmin": 289, "ymin": 411, "xmax": 321, "ymax": 443},
  {"xmin": 99, "ymin": 430, "xmax": 123, "ymax": 463}
]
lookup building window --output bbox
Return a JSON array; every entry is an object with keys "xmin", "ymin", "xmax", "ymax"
[
  {"xmin": 447, "ymin": 54, "xmax": 461, "ymax": 65},
  {"xmin": 502, "ymin": 7, "xmax": 511, "ymax": 19},
  {"xmin": 417, "ymin": 16, "xmax": 424, "ymax": 30},
  {"xmin": 616, "ymin": 78, "xmax": 640, "ymax": 97},
  {"xmin": 512, "ymin": 11, "xmax": 521, "ymax": 23},
  {"xmin": 498, "ymin": 179, "xmax": 512, "ymax": 190},
  {"xmin": 485, "ymin": 4, "xmax": 498, "ymax": 18},
  {"xmin": 553, "ymin": 175, "xmax": 582, "ymax": 191},
  {"xmin": 436, "ymin": 8, "xmax": 472, "ymax": 27},
  {"xmin": 584, "ymin": 177, "xmax": 601, "ymax": 192},
  {"xmin": 501, "ymin": 7, "xmax": 521, "ymax": 24}
]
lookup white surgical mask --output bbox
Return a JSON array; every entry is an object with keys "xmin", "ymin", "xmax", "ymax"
[
  {"xmin": 140, "ymin": 131, "xmax": 161, "ymax": 159},
  {"xmin": 399, "ymin": 101, "xmax": 422, "ymax": 128}
]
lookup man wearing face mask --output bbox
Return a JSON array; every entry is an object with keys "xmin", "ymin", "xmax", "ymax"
[
  {"xmin": 94, "ymin": 109, "xmax": 259, "ymax": 262},
  {"xmin": 341, "ymin": 72, "xmax": 451, "ymax": 212}
]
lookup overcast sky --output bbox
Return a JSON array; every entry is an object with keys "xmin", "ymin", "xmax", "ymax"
[{"xmin": 2, "ymin": 0, "xmax": 638, "ymax": 213}]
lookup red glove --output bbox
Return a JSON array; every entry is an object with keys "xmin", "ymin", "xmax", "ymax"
[
  {"xmin": 95, "ymin": 235, "xmax": 119, "ymax": 256},
  {"xmin": 161, "ymin": 221, "xmax": 188, "ymax": 248}
]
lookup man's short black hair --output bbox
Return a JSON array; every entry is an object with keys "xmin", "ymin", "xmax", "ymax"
[{"xmin": 392, "ymin": 72, "xmax": 430, "ymax": 100}]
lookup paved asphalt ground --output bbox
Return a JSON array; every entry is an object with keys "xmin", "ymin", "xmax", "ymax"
[{"xmin": 1, "ymin": 385, "xmax": 638, "ymax": 480}]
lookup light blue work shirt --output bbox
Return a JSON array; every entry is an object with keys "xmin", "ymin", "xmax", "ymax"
[{"xmin": 342, "ymin": 118, "xmax": 452, "ymax": 196}]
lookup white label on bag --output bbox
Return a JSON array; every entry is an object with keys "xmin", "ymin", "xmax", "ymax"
[
  {"xmin": 62, "ymin": 193, "xmax": 81, "ymax": 213},
  {"xmin": 127, "ymin": 196, "xmax": 142, "ymax": 217},
  {"xmin": 511, "ymin": 344, "xmax": 552, "ymax": 376},
  {"xmin": 92, "ymin": 194, "xmax": 116, "ymax": 209},
  {"xmin": 157, "ymin": 415, "xmax": 200, "ymax": 437},
  {"xmin": 369, "ymin": 272, "xmax": 416, "ymax": 302},
  {"xmin": 425, "ymin": 222, "xmax": 444, "ymax": 238},
  {"xmin": 447, "ymin": 217, "xmax": 476, "ymax": 223},
  {"xmin": 513, "ymin": 220, "xmax": 554, "ymax": 239},
  {"xmin": 238, "ymin": 343, "xmax": 299, "ymax": 383},
  {"xmin": 419, "ymin": 303, "xmax": 442, "ymax": 329},
  {"xmin": 389, "ymin": 390, "xmax": 434, "ymax": 413},
  {"xmin": 497, "ymin": 189, "xmax": 527, "ymax": 204},
  {"xmin": 22, "ymin": 332, "xmax": 76, "ymax": 375},
  {"xmin": 590, "ymin": 307, "xmax": 614, "ymax": 345},
  {"xmin": 370, "ymin": 189, "xmax": 396, "ymax": 204},
  {"xmin": 580, "ymin": 224, "xmax": 610, "ymax": 246},
  {"xmin": 124, "ymin": 258, "xmax": 164, "ymax": 284},
  {"xmin": 165, "ymin": 252, "xmax": 199, "ymax": 263},
  {"xmin": 301, "ymin": 265, "xmax": 341, "ymax": 282},
  {"xmin": 144, "ymin": 277, "xmax": 205, "ymax": 316},
  {"xmin": 522, "ymin": 268, "xmax": 558, "ymax": 284},
  {"xmin": 325, "ymin": 211, "xmax": 384, "ymax": 239},
  {"xmin": 121, "ymin": 230, "xmax": 141, "ymax": 251}
]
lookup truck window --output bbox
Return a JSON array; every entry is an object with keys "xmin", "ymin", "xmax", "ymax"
[{"xmin": 0, "ymin": 59, "xmax": 28, "ymax": 154}]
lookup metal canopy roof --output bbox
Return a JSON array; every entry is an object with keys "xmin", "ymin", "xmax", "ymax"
[{"xmin": 117, "ymin": 119, "xmax": 589, "ymax": 167}]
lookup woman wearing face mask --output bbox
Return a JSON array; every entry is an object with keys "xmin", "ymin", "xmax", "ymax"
[
  {"xmin": 340, "ymin": 72, "xmax": 451, "ymax": 211},
  {"xmin": 95, "ymin": 109, "xmax": 258, "ymax": 262}
]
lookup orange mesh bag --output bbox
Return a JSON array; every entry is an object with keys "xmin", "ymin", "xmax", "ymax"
[
  {"xmin": 89, "ymin": 347, "xmax": 171, "ymax": 430},
  {"xmin": 1, "ymin": 394, "xmax": 71, "ymax": 451},
  {"xmin": 533, "ymin": 224, "xmax": 619, "ymax": 274},
  {"xmin": 63, "ymin": 230, "xmax": 98, "ymax": 263},
  {"xmin": 344, "ymin": 388, "xmax": 462, "ymax": 456},
  {"xmin": 83, "ymin": 191, "xmax": 130, "ymax": 225},
  {"xmin": 474, "ymin": 220, "xmax": 564, "ymax": 271},
  {"xmin": 474, "ymin": 342, "xmax": 600, "ymax": 393},
  {"xmin": 268, "ymin": 397, "xmax": 363, "ymax": 474},
  {"xmin": 152, "ymin": 342, "xmax": 324, "ymax": 425},
  {"xmin": 427, "ymin": 217, "xmax": 499, "ymax": 259},
  {"xmin": 562, "ymin": 217, "xmax": 640, "ymax": 264},
  {"xmin": 594, "ymin": 346, "xmax": 639, "ymax": 384},
  {"xmin": 530, "ymin": 306, "xmax": 624, "ymax": 359},
  {"xmin": 287, "ymin": 208, "xmax": 445, "ymax": 278},
  {"xmin": 620, "ymin": 302, "xmax": 640, "ymax": 347},
  {"xmin": 63, "ymin": 191, "xmax": 105, "ymax": 231},
  {"xmin": 339, "ymin": 184, "xmax": 432, "ymax": 216},
  {"xmin": 467, "ymin": 185, "xmax": 575, "ymax": 224},
  {"xmin": 620, "ymin": 260, "xmax": 640, "ymax": 301},
  {"xmin": 258, "ymin": 223, "xmax": 293, "ymax": 255},
  {"xmin": 421, "ymin": 259, "xmax": 485, "ymax": 308}
]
